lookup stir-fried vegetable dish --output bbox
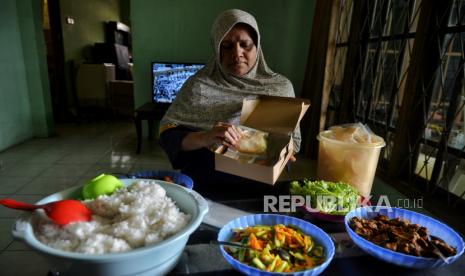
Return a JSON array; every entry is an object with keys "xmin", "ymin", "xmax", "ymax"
[{"xmin": 226, "ymin": 224, "xmax": 325, "ymax": 272}]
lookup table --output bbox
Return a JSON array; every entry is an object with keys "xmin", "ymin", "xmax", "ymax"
[
  {"xmin": 134, "ymin": 102, "xmax": 169, "ymax": 154},
  {"xmin": 168, "ymin": 190, "xmax": 465, "ymax": 275}
]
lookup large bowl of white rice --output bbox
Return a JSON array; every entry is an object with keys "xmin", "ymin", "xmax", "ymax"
[{"xmin": 11, "ymin": 178, "xmax": 209, "ymax": 276}]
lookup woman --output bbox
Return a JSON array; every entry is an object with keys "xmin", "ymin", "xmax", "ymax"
[{"xmin": 159, "ymin": 9, "xmax": 300, "ymax": 197}]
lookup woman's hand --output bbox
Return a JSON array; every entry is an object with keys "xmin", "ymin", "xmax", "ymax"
[
  {"xmin": 205, "ymin": 122, "xmax": 241, "ymax": 147},
  {"xmin": 181, "ymin": 122, "xmax": 240, "ymax": 151},
  {"xmin": 289, "ymin": 154, "xmax": 297, "ymax": 162}
]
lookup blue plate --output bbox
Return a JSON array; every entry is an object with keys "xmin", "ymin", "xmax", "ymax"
[
  {"xmin": 126, "ymin": 170, "xmax": 193, "ymax": 190},
  {"xmin": 345, "ymin": 206, "xmax": 465, "ymax": 269},
  {"xmin": 218, "ymin": 214, "xmax": 335, "ymax": 276}
]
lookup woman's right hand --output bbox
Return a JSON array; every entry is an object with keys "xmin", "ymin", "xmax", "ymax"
[
  {"xmin": 205, "ymin": 122, "xmax": 241, "ymax": 147},
  {"xmin": 181, "ymin": 122, "xmax": 241, "ymax": 151}
]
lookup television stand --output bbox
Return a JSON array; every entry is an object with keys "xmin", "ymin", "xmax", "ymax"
[{"xmin": 134, "ymin": 102, "xmax": 170, "ymax": 154}]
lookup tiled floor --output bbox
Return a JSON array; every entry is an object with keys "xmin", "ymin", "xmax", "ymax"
[{"xmin": 0, "ymin": 121, "xmax": 173, "ymax": 276}]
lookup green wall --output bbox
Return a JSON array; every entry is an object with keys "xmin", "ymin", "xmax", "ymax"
[
  {"xmin": 59, "ymin": 0, "xmax": 125, "ymax": 105},
  {"xmin": 0, "ymin": 0, "xmax": 53, "ymax": 151},
  {"xmin": 131, "ymin": 0, "xmax": 315, "ymax": 107}
]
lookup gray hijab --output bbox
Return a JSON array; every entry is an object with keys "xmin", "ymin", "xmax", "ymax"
[{"xmin": 160, "ymin": 9, "xmax": 301, "ymax": 152}]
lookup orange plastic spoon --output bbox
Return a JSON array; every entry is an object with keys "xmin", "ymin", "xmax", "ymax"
[{"xmin": 0, "ymin": 198, "xmax": 92, "ymax": 226}]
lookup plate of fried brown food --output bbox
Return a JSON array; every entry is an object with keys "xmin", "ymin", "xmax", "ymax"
[{"xmin": 344, "ymin": 206, "xmax": 464, "ymax": 268}]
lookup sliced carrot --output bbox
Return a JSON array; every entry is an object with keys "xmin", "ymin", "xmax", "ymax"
[
  {"xmin": 304, "ymin": 255, "xmax": 314, "ymax": 267},
  {"xmin": 248, "ymin": 233, "xmax": 264, "ymax": 251}
]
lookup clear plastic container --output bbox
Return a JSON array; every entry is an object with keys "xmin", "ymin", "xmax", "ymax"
[{"xmin": 316, "ymin": 123, "xmax": 385, "ymax": 197}]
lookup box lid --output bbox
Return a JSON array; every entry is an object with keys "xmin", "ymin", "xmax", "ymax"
[{"xmin": 240, "ymin": 96, "xmax": 310, "ymax": 134}]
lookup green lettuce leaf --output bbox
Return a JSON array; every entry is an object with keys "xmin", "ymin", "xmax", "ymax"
[{"xmin": 290, "ymin": 179, "xmax": 360, "ymax": 215}]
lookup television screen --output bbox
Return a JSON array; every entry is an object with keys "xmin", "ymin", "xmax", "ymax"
[{"xmin": 152, "ymin": 62, "xmax": 204, "ymax": 103}]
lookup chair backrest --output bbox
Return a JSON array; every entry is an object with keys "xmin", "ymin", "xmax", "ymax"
[
  {"xmin": 114, "ymin": 44, "xmax": 130, "ymax": 69},
  {"xmin": 93, "ymin": 43, "xmax": 131, "ymax": 80}
]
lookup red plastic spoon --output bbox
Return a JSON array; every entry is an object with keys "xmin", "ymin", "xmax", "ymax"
[{"xmin": 0, "ymin": 199, "xmax": 92, "ymax": 226}]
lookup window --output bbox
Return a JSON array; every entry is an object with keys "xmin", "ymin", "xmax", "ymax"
[{"xmin": 323, "ymin": 0, "xmax": 465, "ymax": 206}]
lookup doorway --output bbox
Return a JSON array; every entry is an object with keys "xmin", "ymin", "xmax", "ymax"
[{"xmin": 42, "ymin": 0, "xmax": 69, "ymax": 122}]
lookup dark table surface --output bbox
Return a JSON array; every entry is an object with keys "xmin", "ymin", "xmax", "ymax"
[{"xmin": 168, "ymin": 190, "xmax": 465, "ymax": 276}]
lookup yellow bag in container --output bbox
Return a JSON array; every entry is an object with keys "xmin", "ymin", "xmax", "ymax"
[{"xmin": 316, "ymin": 123, "xmax": 385, "ymax": 197}]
